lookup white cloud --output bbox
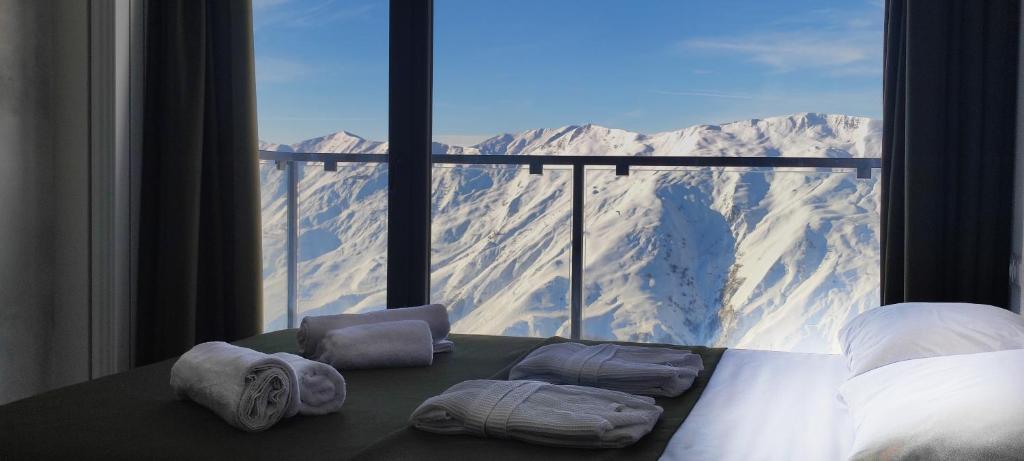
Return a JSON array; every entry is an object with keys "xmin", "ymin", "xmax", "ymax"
[
  {"xmin": 680, "ymin": 3, "xmax": 882, "ymax": 77},
  {"xmin": 653, "ymin": 90, "xmax": 755, "ymax": 100},
  {"xmin": 683, "ymin": 33, "xmax": 878, "ymax": 74}
]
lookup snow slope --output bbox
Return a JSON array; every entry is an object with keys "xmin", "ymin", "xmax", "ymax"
[{"xmin": 260, "ymin": 113, "xmax": 881, "ymax": 352}]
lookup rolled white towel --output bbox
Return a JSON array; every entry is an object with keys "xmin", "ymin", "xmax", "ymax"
[
  {"xmin": 170, "ymin": 342, "xmax": 299, "ymax": 432},
  {"xmin": 271, "ymin": 353, "xmax": 347, "ymax": 416},
  {"xmin": 410, "ymin": 380, "xmax": 663, "ymax": 448},
  {"xmin": 314, "ymin": 319, "xmax": 434, "ymax": 370},
  {"xmin": 508, "ymin": 342, "xmax": 703, "ymax": 397},
  {"xmin": 297, "ymin": 304, "xmax": 451, "ymax": 358}
]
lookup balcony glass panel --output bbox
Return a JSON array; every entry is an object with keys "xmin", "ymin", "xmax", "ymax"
[
  {"xmin": 582, "ymin": 166, "xmax": 880, "ymax": 352},
  {"xmin": 296, "ymin": 162, "xmax": 388, "ymax": 321},
  {"xmin": 431, "ymin": 164, "xmax": 572, "ymax": 337},
  {"xmin": 260, "ymin": 161, "xmax": 289, "ymax": 332},
  {"xmin": 254, "ymin": 0, "xmax": 388, "ymax": 330}
]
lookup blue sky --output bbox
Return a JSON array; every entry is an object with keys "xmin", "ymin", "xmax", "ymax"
[{"xmin": 254, "ymin": 0, "xmax": 883, "ymax": 145}]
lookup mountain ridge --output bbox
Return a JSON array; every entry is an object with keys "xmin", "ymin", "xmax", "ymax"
[
  {"xmin": 259, "ymin": 112, "xmax": 881, "ymax": 353},
  {"xmin": 261, "ymin": 112, "xmax": 880, "ymax": 158}
]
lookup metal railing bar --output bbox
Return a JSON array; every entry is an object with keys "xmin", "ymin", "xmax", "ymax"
[
  {"xmin": 258, "ymin": 150, "xmax": 882, "ymax": 171},
  {"xmin": 431, "ymin": 154, "xmax": 881, "ymax": 170},
  {"xmin": 262, "ymin": 149, "xmax": 881, "ymax": 335},
  {"xmin": 286, "ymin": 161, "xmax": 298, "ymax": 329},
  {"xmin": 259, "ymin": 151, "xmax": 388, "ymax": 163},
  {"xmin": 570, "ymin": 164, "xmax": 584, "ymax": 340}
]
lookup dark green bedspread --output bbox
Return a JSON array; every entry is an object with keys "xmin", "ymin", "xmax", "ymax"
[
  {"xmin": 352, "ymin": 336, "xmax": 725, "ymax": 461},
  {"xmin": 0, "ymin": 331, "xmax": 723, "ymax": 460}
]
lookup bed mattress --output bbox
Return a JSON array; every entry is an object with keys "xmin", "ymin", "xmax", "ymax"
[
  {"xmin": 661, "ymin": 349, "xmax": 854, "ymax": 461},
  {"xmin": 0, "ymin": 331, "xmax": 723, "ymax": 460},
  {"xmin": 351, "ymin": 336, "xmax": 724, "ymax": 460}
]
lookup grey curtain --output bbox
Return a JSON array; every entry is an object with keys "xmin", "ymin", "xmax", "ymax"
[
  {"xmin": 136, "ymin": 0, "xmax": 262, "ymax": 365},
  {"xmin": 881, "ymin": 0, "xmax": 1019, "ymax": 307}
]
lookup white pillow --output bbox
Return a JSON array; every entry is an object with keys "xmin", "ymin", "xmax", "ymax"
[
  {"xmin": 839, "ymin": 348, "xmax": 1024, "ymax": 461},
  {"xmin": 838, "ymin": 302, "xmax": 1024, "ymax": 376}
]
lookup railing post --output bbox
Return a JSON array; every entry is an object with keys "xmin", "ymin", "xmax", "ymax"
[
  {"xmin": 570, "ymin": 164, "xmax": 584, "ymax": 339},
  {"xmin": 287, "ymin": 160, "xmax": 298, "ymax": 329}
]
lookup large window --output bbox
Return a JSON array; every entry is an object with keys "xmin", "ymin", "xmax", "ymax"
[
  {"xmin": 256, "ymin": 1, "xmax": 883, "ymax": 353},
  {"xmin": 255, "ymin": 0, "xmax": 389, "ymax": 331},
  {"xmin": 430, "ymin": 0, "xmax": 882, "ymax": 352}
]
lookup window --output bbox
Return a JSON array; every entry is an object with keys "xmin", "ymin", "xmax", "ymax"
[
  {"xmin": 256, "ymin": 0, "xmax": 883, "ymax": 353},
  {"xmin": 431, "ymin": 0, "xmax": 882, "ymax": 352},
  {"xmin": 254, "ymin": 0, "xmax": 389, "ymax": 331}
]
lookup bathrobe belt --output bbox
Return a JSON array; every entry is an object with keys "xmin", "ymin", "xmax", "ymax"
[
  {"xmin": 464, "ymin": 381, "xmax": 545, "ymax": 439},
  {"xmin": 563, "ymin": 343, "xmax": 618, "ymax": 387}
]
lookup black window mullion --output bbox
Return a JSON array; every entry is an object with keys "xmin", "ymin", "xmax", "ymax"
[{"xmin": 387, "ymin": 0, "xmax": 433, "ymax": 308}]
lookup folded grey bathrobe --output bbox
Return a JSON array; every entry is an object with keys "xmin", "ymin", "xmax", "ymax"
[
  {"xmin": 170, "ymin": 342, "xmax": 299, "ymax": 432},
  {"xmin": 297, "ymin": 304, "xmax": 452, "ymax": 357},
  {"xmin": 508, "ymin": 342, "xmax": 703, "ymax": 397},
  {"xmin": 314, "ymin": 320, "xmax": 435, "ymax": 370},
  {"xmin": 409, "ymin": 380, "xmax": 663, "ymax": 448},
  {"xmin": 271, "ymin": 353, "xmax": 347, "ymax": 416}
]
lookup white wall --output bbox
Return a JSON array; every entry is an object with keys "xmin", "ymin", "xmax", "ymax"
[{"xmin": 0, "ymin": 0, "xmax": 91, "ymax": 404}]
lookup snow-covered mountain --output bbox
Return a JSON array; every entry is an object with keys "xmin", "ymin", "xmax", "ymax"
[{"xmin": 260, "ymin": 113, "xmax": 881, "ymax": 353}]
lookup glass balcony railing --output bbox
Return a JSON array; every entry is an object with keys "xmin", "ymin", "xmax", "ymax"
[
  {"xmin": 580, "ymin": 166, "xmax": 880, "ymax": 353},
  {"xmin": 296, "ymin": 162, "xmax": 389, "ymax": 322},
  {"xmin": 259, "ymin": 153, "xmax": 388, "ymax": 332},
  {"xmin": 259, "ymin": 151, "xmax": 880, "ymax": 353},
  {"xmin": 431, "ymin": 164, "xmax": 573, "ymax": 338},
  {"xmin": 260, "ymin": 160, "xmax": 289, "ymax": 332}
]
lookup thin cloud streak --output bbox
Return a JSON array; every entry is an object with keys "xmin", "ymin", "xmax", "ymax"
[
  {"xmin": 253, "ymin": 0, "xmax": 378, "ymax": 30},
  {"xmin": 653, "ymin": 90, "xmax": 756, "ymax": 100},
  {"xmin": 682, "ymin": 33, "xmax": 877, "ymax": 74},
  {"xmin": 680, "ymin": 2, "xmax": 882, "ymax": 76}
]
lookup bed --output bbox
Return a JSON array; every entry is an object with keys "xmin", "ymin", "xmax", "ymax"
[
  {"xmin": 0, "ymin": 332, "xmax": 723, "ymax": 460},
  {"xmin": 665, "ymin": 349, "xmax": 854, "ymax": 460},
  {"xmin": 2, "ymin": 302, "xmax": 1022, "ymax": 460}
]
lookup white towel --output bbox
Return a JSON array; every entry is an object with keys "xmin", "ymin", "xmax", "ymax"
[
  {"xmin": 271, "ymin": 353, "xmax": 347, "ymax": 416},
  {"xmin": 170, "ymin": 342, "xmax": 299, "ymax": 432},
  {"xmin": 410, "ymin": 380, "xmax": 663, "ymax": 448},
  {"xmin": 508, "ymin": 342, "xmax": 703, "ymax": 397},
  {"xmin": 314, "ymin": 319, "xmax": 435, "ymax": 370},
  {"xmin": 297, "ymin": 304, "xmax": 452, "ymax": 357}
]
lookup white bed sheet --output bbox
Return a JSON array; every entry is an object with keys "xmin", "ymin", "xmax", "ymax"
[{"xmin": 661, "ymin": 349, "xmax": 853, "ymax": 461}]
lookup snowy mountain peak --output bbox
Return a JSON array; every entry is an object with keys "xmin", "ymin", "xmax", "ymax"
[
  {"xmin": 258, "ymin": 140, "xmax": 293, "ymax": 152},
  {"xmin": 470, "ymin": 123, "xmax": 651, "ymax": 157},
  {"xmin": 286, "ymin": 130, "xmax": 387, "ymax": 155},
  {"xmin": 647, "ymin": 113, "xmax": 880, "ymax": 158},
  {"xmin": 262, "ymin": 113, "xmax": 879, "ymax": 158},
  {"xmin": 331, "ymin": 130, "xmax": 365, "ymax": 140}
]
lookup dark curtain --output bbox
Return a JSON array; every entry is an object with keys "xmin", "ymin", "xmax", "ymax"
[
  {"xmin": 136, "ymin": 0, "xmax": 262, "ymax": 365},
  {"xmin": 882, "ymin": 0, "xmax": 1020, "ymax": 307}
]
